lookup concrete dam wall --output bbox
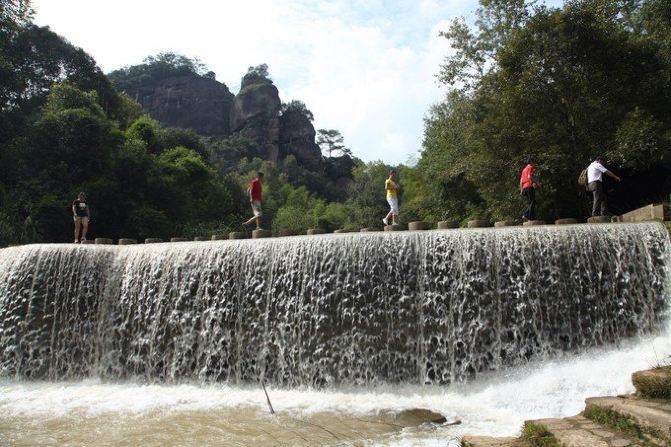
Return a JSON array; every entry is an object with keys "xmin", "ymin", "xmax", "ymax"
[{"xmin": 0, "ymin": 223, "xmax": 668, "ymax": 386}]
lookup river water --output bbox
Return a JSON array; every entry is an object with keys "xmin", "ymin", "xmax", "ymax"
[{"xmin": 2, "ymin": 329, "xmax": 670, "ymax": 446}]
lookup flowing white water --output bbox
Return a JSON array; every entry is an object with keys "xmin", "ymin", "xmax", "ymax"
[
  {"xmin": 1, "ymin": 327, "xmax": 670, "ymax": 445},
  {"xmin": 0, "ymin": 222, "xmax": 670, "ymax": 445},
  {"xmin": 1, "ymin": 223, "xmax": 668, "ymax": 385}
]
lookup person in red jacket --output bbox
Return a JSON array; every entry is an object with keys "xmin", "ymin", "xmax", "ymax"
[
  {"xmin": 520, "ymin": 159, "xmax": 539, "ymax": 221},
  {"xmin": 243, "ymin": 172, "xmax": 264, "ymax": 230}
]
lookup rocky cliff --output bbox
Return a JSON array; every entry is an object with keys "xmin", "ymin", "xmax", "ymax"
[
  {"xmin": 119, "ymin": 69, "xmax": 323, "ymax": 172},
  {"xmin": 130, "ymin": 74, "xmax": 234, "ymax": 138},
  {"xmin": 229, "ymin": 78, "xmax": 283, "ymax": 163},
  {"xmin": 278, "ymin": 108, "xmax": 322, "ymax": 172}
]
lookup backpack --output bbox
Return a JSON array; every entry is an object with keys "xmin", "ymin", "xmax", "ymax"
[{"xmin": 578, "ymin": 168, "xmax": 588, "ymax": 187}]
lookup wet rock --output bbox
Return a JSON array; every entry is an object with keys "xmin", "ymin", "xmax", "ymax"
[{"xmin": 388, "ymin": 408, "xmax": 450, "ymax": 426}]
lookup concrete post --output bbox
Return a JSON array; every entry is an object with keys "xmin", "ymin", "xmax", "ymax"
[
  {"xmin": 408, "ymin": 221, "xmax": 430, "ymax": 231},
  {"xmin": 194, "ymin": 236, "xmax": 209, "ymax": 241},
  {"xmin": 94, "ymin": 238, "xmax": 113, "ymax": 245},
  {"xmin": 437, "ymin": 220, "xmax": 459, "ymax": 229},
  {"xmin": 144, "ymin": 238, "xmax": 163, "ymax": 244},
  {"xmin": 118, "ymin": 238, "xmax": 137, "ymax": 245},
  {"xmin": 360, "ymin": 228, "xmax": 382, "ymax": 232},
  {"xmin": 170, "ymin": 237, "xmax": 190, "ymax": 242},
  {"xmin": 252, "ymin": 229, "xmax": 272, "ymax": 239},
  {"xmin": 523, "ymin": 220, "xmax": 546, "ymax": 226},
  {"xmin": 555, "ymin": 218, "xmax": 578, "ymax": 225},
  {"xmin": 587, "ymin": 216, "xmax": 611, "ymax": 224},
  {"xmin": 467, "ymin": 220, "xmax": 491, "ymax": 228},
  {"xmin": 229, "ymin": 232, "xmax": 248, "ymax": 240},
  {"xmin": 307, "ymin": 228, "xmax": 326, "ymax": 235},
  {"xmin": 211, "ymin": 234, "xmax": 228, "ymax": 240},
  {"xmin": 494, "ymin": 220, "xmax": 519, "ymax": 227},
  {"xmin": 384, "ymin": 224, "xmax": 407, "ymax": 231}
]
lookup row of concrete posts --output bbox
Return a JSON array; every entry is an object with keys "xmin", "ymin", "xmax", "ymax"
[{"xmin": 81, "ymin": 203, "xmax": 669, "ymax": 245}]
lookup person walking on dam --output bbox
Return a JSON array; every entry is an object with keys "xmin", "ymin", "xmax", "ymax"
[
  {"xmin": 587, "ymin": 157, "xmax": 620, "ymax": 216},
  {"xmin": 520, "ymin": 158, "xmax": 539, "ymax": 221},
  {"xmin": 72, "ymin": 192, "xmax": 90, "ymax": 243},
  {"xmin": 243, "ymin": 172, "xmax": 264, "ymax": 230},
  {"xmin": 383, "ymin": 170, "xmax": 400, "ymax": 226}
]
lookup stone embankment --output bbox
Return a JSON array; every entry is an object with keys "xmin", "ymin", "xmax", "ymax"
[{"xmin": 462, "ymin": 366, "xmax": 671, "ymax": 447}]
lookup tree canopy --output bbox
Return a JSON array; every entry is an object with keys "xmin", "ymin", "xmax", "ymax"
[{"xmin": 406, "ymin": 0, "xmax": 671, "ymax": 223}]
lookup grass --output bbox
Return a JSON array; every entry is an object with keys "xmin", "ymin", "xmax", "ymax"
[
  {"xmin": 632, "ymin": 366, "xmax": 671, "ymax": 400},
  {"xmin": 583, "ymin": 404, "xmax": 644, "ymax": 440},
  {"xmin": 521, "ymin": 422, "xmax": 560, "ymax": 447}
]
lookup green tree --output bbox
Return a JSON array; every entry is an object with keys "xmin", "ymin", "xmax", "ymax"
[
  {"xmin": 126, "ymin": 115, "xmax": 161, "ymax": 153},
  {"xmin": 419, "ymin": 0, "xmax": 671, "ymax": 222},
  {"xmin": 281, "ymin": 100, "xmax": 314, "ymax": 121},
  {"xmin": 438, "ymin": 0, "xmax": 534, "ymax": 90},
  {"xmin": 317, "ymin": 129, "xmax": 352, "ymax": 158}
]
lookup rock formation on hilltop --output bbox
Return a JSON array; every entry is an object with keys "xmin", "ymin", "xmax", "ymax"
[
  {"xmin": 279, "ymin": 106, "xmax": 323, "ymax": 172},
  {"xmin": 229, "ymin": 73, "xmax": 283, "ymax": 163},
  {"xmin": 110, "ymin": 61, "xmax": 324, "ymax": 173},
  {"xmin": 128, "ymin": 74, "xmax": 234, "ymax": 138}
]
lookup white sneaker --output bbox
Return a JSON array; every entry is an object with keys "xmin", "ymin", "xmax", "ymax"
[
  {"xmin": 74, "ymin": 240, "xmax": 79, "ymax": 243},
  {"xmin": 382, "ymin": 218, "xmax": 389, "ymax": 225}
]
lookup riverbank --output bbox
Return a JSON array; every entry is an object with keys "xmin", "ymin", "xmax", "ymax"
[{"xmin": 462, "ymin": 366, "xmax": 671, "ymax": 447}]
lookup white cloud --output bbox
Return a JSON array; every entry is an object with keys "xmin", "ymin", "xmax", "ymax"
[{"xmin": 32, "ymin": 0, "xmax": 473, "ymax": 164}]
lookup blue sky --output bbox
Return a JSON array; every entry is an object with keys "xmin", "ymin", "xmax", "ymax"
[{"xmin": 34, "ymin": 0, "xmax": 563, "ymax": 165}]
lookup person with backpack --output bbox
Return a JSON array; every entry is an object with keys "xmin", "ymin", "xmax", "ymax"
[
  {"xmin": 585, "ymin": 157, "xmax": 620, "ymax": 217},
  {"xmin": 519, "ymin": 158, "xmax": 539, "ymax": 221},
  {"xmin": 243, "ymin": 172, "xmax": 264, "ymax": 230},
  {"xmin": 72, "ymin": 192, "xmax": 90, "ymax": 243}
]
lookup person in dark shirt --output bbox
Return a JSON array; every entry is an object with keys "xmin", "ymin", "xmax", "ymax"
[
  {"xmin": 72, "ymin": 192, "xmax": 91, "ymax": 243},
  {"xmin": 243, "ymin": 172, "xmax": 264, "ymax": 230}
]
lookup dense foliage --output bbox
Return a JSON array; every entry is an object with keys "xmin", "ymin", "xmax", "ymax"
[
  {"xmin": 107, "ymin": 52, "xmax": 210, "ymax": 93},
  {"xmin": 0, "ymin": 2, "xmax": 381, "ymax": 244},
  {"xmin": 3, "ymin": 0, "xmax": 670, "ymax": 245},
  {"xmin": 408, "ymin": 0, "xmax": 671, "ymax": 222}
]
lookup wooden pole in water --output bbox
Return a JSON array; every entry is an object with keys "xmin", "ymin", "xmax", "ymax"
[{"xmin": 261, "ymin": 380, "xmax": 275, "ymax": 414}]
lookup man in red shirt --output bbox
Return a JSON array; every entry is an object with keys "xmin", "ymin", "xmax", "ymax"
[
  {"xmin": 243, "ymin": 172, "xmax": 264, "ymax": 230},
  {"xmin": 519, "ymin": 159, "xmax": 539, "ymax": 221}
]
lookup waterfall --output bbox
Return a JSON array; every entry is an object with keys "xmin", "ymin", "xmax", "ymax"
[{"xmin": 0, "ymin": 223, "xmax": 668, "ymax": 386}]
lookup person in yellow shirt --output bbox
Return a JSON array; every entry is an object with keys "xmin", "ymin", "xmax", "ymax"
[{"xmin": 383, "ymin": 170, "xmax": 400, "ymax": 226}]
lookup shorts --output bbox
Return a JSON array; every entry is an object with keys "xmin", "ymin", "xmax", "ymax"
[
  {"xmin": 387, "ymin": 197, "xmax": 399, "ymax": 214},
  {"xmin": 73, "ymin": 216, "xmax": 89, "ymax": 224},
  {"xmin": 251, "ymin": 200, "xmax": 263, "ymax": 217}
]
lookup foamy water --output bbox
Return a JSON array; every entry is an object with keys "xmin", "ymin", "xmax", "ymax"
[{"xmin": 2, "ymin": 327, "xmax": 669, "ymax": 446}]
